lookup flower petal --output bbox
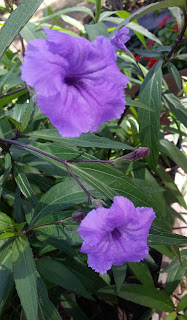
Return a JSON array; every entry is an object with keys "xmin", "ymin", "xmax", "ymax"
[{"xmin": 21, "ymin": 39, "xmax": 68, "ymax": 96}]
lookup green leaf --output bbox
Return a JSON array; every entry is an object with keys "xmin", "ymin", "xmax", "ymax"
[
  {"xmin": 148, "ymin": 227, "xmax": 187, "ymax": 245},
  {"xmin": 111, "ymin": 0, "xmax": 186, "ymax": 35},
  {"xmin": 112, "ymin": 263, "xmax": 127, "ymax": 294},
  {"xmin": 157, "ymin": 165, "xmax": 187, "ymax": 209},
  {"xmin": 61, "ymin": 292, "xmax": 89, "ymax": 320},
  {"xmin": 160, "ymin": 139, "xmax": 187, "ymax": 173},
  {"xmin": 0, "ymin": 0, "xmax": 45, "ymax": 58},
  {"xmin": 36, "ymin": 257, "xmax": 93, "ymax": 300},
  {"xmin": 39, "ymin": 6, "xmax": 94, "ymax": 24},
  {"xmin": 135, "ymin": 46, "xmax": 171, "ymax": 58},
  {"xmin": 14, "ymin": 166, "xmax": 37, "ymax": 207},
  {"xmin": 37, "ymin": 275, "xmax": 62, "ymax": 320},
  {"xmin": 165, "ymin": 263, "xmax": 187, "ymax": 295},
  {"xmin": 178, "ymin": 316, "xmax": 187, "ymax": 320},
  {"xmin": 126, "ymin": 97, "xmax": 154, "ymax": 111},
  {"xmin": 98, "ymin": 284, "xmax": 174, "ymax": 311},
  {"xmin": 85, "ymin": 22, "xmax": 109, "ymax": 41},
  {"xmin": 0, "ymin": 241, "xmax": 14, "ymax": 311},
  {"xmin": 0, "ymin": 212, "xmax": 14, "ymax": 233},
  {"xmin": 162, "ymin": 92, "xmax": 187, "ymax": 128},
  {"xmin": 0, "ymin": 153, "xmax": 12, "ymax": 193},
  {"xmin": 30, "ymin": 177, "xmax": 102, "ymax": 225},
  {"xmin": 0, "ymin": 88, "xmax": 28, "ymax": 109},
  {"xmin": 20, "ymin": 22, "xmax": 45, "ymax": 42},
  {"xmin": 128, "ymin": 261, "xmax": 154, "ymax": 287},
  {"xmin": 0, "ymin": 60, "xmax": 20, "ymax": 95},
  {"xmin": 127, "ymin": 22, "xmax": 162, "ymax": 45},
  {"xmin": 0, "ymin": 115, "xmax": 23, "ymax": 131},
  {"xmin": 177, "ymin": 294, "xmax": 187, "ymax": 312},
  {"xmin": 0, "ymin": 231, "xmax": 17, "ymax": 240},
  {"xmin": 27, "ymin": 129, "xmax": 134, "ymax": 150},
  {"xmin": 138, "ymin": 63, "xmax": 162, "ymax": 170},
  {"xmin": 21, "ymin": 99, "xmax": 34, "ymax": 131},
  {"xmin": 12, "ymin": 235, "xmax": 38, "ymax": 320},
  {"xmin": 60, "ymin": 15, "xmax": 85, "ymax": 32},
  {"xmin": 11, "ymin": 141, "xmax": 166, "ymax": 224},
  {"xmin": 58, "ymin": 256, "xmax": 107, "ymax": 293},
  {"xmin": 39, "ymin": 237, "xmax": 77, "ymax": 257},
  {"xmin": 167, "ymin": 62, "xmax": 181, "ymax": 90},
  {"xmin": 164, "ymin": 312, "xmax": 177, "ymax": 320}
]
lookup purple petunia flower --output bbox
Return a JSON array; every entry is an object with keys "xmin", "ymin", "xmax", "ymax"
[
  {"xmin": 111, "ymin": 26, "xmax": 130, "ymax": 53},
  {"xmin": 77, "ymin": 196, "xmax": 155, "ymax": 274},
  {"xmin": 21, "ymin": 28, "xmax": 129, "ymax": 138}
]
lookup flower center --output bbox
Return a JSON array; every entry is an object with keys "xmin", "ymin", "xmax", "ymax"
[
  {"xmin": 111, "ymin": 228, "xmax": 121, "ymax": 240},
  {"xmin": 65, "ymin": 77, "xmax": 77, "ymax": 86}
]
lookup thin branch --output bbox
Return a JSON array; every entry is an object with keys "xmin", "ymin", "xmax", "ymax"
[
  {"xmin": 0, "ymin": 137, "xmax": 101, "ymax": 201},
  {"xmin": 166, "ymin": 12, "xmax": 187, "ymax": 61},
  {"xmin": 19, "ymin": 34, "xmax": 25, "ymax": 57},
  {"xmin": 172, "ymin": 226, "xmax": 187, "ymax": 230},
  {"xmin": 64, "ymin": 162, "xmax": 94, "ymax": 202},
  {"xmin": 0, "ymin": 87, "xmax": 27, "ymax": 99}
]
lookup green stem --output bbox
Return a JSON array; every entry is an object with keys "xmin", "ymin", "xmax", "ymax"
[{"xmin": 95, "ymin": 0, "xmax": 101, "ymax": 23}]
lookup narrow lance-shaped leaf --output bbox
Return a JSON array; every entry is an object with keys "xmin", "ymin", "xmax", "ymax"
[
  {"xmin": 0, "ymin": 241, "xmax": 14, "ymax": 310},
  {"xmin": 36, "ymin": 257, "xmax": 94, "ymax": 300},
  {"xmin": 111, "ymin": 0, "xmax": 186, "ymax": 36},
  {"xmin": 162, "ymin": 92, "xmax": 187, "ymax": 128},
  {"xmin": 98, "ymin": 284, "xmax": 174, "ymax": 312},
  {"xmin": 160, "ymin": 139, "xmax": 187, "ymax": 173},
  {"xmin": 138, "ymin": 63, "xmax": 162, "ymax": 170},
  {"xmin": 0, "ymin": 0, "xmax": 45, "ymax": 58},
  {"xmin": 27, "ymin": 129, "xmax": 134, "ymax": 149},
  {"xmin": 14, "ymin": 166, "xmax": 38, "ymax": 207},
  {"xmin": 12, "ymin": 235, "xmax": 38, "ymax": 320},
  {"xmin": 37, "ymin": 274, "xmax": 62, "ymax": 320},
  {"xmin": 167, "ymin": 62, "xmax": 181, "ymax": 90}
]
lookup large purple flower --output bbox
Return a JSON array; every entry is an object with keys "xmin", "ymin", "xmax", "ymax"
[
  {"xmin": 21, "ymin": 28, "xmax": 129, "ymax": 138},
  {"xmin": 77, "ymin": 196, "xmax": 155, "ymax": 274}
]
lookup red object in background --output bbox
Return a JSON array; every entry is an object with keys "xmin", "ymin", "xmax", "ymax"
[
  {"xmin": 147, "ymin": 40, "xmax": 154, "ymax": 48},
  {"xmin": 136, "ymin": 54, "xmax": 142, "ymax": 61},
  {"xmin": 158, "ymin": 16, "xmax": 170, "ymax": 28},
  {"xmin": 145, "ymin": 57, "xmax": 159, "ymax": 69},
  {"xmin": 172, "ymin": 24, "xmax": 178, "ymax": 30}
]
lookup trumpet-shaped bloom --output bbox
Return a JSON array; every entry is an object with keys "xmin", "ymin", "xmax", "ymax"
[
  {"xmin": 21, "ymin": 28, "xmax": 129, "ymax": 138},
  {"xmin": 111, "ymin": 26, "xmax": 130, "ymax": 53},
  {"xmin": 77, "ymin": 196, "xmax": 155, "ymax": 274}
]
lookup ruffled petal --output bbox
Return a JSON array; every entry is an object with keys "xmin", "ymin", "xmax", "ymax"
[
  {"xmin": 77, "ymin": 207, "xmax": 111, "ymax": 246},
  {"xmin": 21, "ymin": 39, "xmax": 68, "ymax": 96},
  {"xmin": 21, "ymin": 28, "xmax": 129, "ymax": 137},
  {"xmin": 107, "ymin": 196, "xmax": 136, "ymax": 229}
]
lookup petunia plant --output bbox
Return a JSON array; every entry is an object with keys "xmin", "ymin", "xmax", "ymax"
[{"xmin": 0, "ymin": 0, "xmax": 187, "ymax": 319}]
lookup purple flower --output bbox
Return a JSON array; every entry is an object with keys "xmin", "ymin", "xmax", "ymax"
[
  {"xmin": 111, "ymin": 26, "xmax": 130, "ymax": 53},
  {"xmin": 21, "ymin": 28, "xmax": 129, "ymax": 138},
  {"xmin": 77, "ymin": 196, "xmax": 155, "ymax": 274}
]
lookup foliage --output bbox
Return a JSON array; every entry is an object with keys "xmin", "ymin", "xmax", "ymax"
[{"xmin": 0, "ymin": 0, "xmax": 187, "ymax": 319}]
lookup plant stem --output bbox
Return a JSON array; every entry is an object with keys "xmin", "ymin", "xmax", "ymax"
[
  {"xmin": 166, "ymin": 12, "xmax": 187, "ymax": 61},
  {"xmin": 26, "ymin": 220, "xmax": 65, "ymax": 233},
  {"xmin": 64, "ymin": 162, "xmax": 94, "ymax": 201},
  {"xmin": 0, "ymin": 137, "xmax": 100, "ymax": 201}
]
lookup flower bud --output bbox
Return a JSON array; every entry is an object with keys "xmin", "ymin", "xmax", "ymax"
[
  {"xmin": 71, "ymin": 212, "xmax": 85, "ymax": 222},
  {"xmin": 114, "ymin": 147, "xmax": 150, "ymax": 164}
]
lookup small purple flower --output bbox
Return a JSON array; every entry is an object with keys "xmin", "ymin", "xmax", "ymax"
[
  {"xmin": 77, "ymin": 196, "xmax": 155, "ymax": 274},
  {"xmin": 111, "ymin": 26, "xmax": 130, "ymax": 53},
  {"xmin": 21, "ymin": 28, "xmax": 129, "ymax": 138}
]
